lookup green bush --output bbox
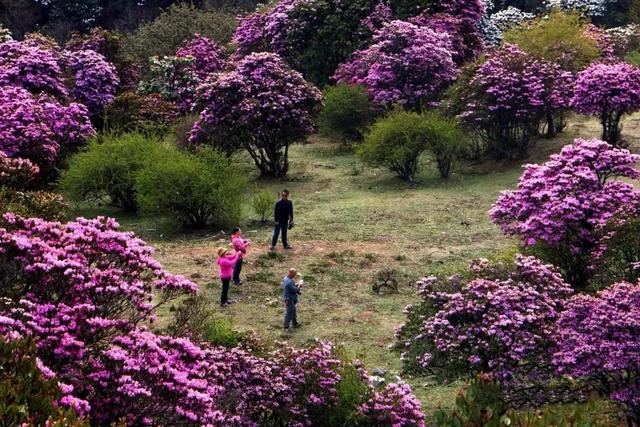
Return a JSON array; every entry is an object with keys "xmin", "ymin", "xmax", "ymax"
[
  {"xmin": 104, "ymin": 92, "xmax": 180, "ymax": 134},
  {"xmin": 0, "ymin": 189, "xmax": 68, "ymax": 222},
  {"xmin": 358, "ymin": 110, "xmax": 464, "ymax": 181},
  {"xmin": 59, "ymin": 133, "xmax": 164, "ymax": 212},
  {"xmin": 125, "ymin": 3, "xmax": 236, "ymax": 69},
  {"xmin": 251, "ymin": 190, "xmax": 275, "ymax": 223},
  {"xmin": 136, "ymin": 146, "xmax": 246, "ymax": 228},
  {"xmin": 202, "ymin": 319, "xmax": 247, "ymax": 348},
  {"xmin": 319, "ymin": 84, "xmax": 373, "ymax": 146},
  {"xmin": 0, "ymin": 339, "xmax": 88, "ymax": 426},
  {"xmin": 626, "ymin": 51, "xmax": 640, "ymax": 66}
]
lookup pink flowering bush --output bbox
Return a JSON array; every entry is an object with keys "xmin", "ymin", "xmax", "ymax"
[
  {"xmin": 232, "ymin": 0, "xmax": 391, "ymax": 86},
  {"xmin": 410, "ymin": 12, "xmax": 484, "ymax": 65},
  {"xmin": 333, "ymin": 20, "xmax": 458, "ymax": 111},
  {"xmin": 572, "ymin": 62, "xmax": 640, "ymax": 145},
  {"xmin": 190, "ymin": 52, "xmax": 322, "ymax": 177},
  {"xmin": 491, "ymin": 138, "xmax": 640, "ymax": 287},
  {"xmin": 457, "ymin": 44, "xmax": 573, "ymax": 159},
  {"xmin": 176, "ymin": 34, "xmax": 226, "ymax": 81},
  {"xmin": 360, "ymin": 382, "xmax": 426, "ymax": 427},
  {"xmin": 0, "ymin": 39, "xmax": 67, "ymax": 97},
  {"xmin": 0, "ymin": 153, "xmax": 39, "ymax": 190},
  {"xmin": 398, "ymin": 255, "xmax": 571, "ymax": 381},
  {"xmin": 0, "ymin": 85, "xmax": 95, "ymax": 177},
  {"xmin": 64, "ymin": 49, "xmax": 119, "ymax": 116},
  {"xmin": 553, "ymin": 282, "xmax": 640, "ymax": 424}
]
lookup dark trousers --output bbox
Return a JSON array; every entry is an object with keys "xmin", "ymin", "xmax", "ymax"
[
  {"xmin": 233, "ymin": 258, "xmax": 243, "ymax": 284},
  {"xmin": 220, "ymin": 278, "xmax": 230, "ymax": 305},
  {"xmin": 271, "ymin": 222, "xmax": 288, "ymax": 247},
  {"xmin": 283, "ymin": 300, "xmax": 298, "ymax": 328}
]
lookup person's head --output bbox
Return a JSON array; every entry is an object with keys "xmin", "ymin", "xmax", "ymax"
[
  {"xmin": 231, "ymin": 227, "xmax": 241, "ymax": 236},
  {"xmin": 281, "ymin": 189, "xmax": 290, "ymax": 200},
  {"xmin": 287, "ymin": 268, "xmax": 297, "ymax": 278},
  {"xmin": 217, "ymin": 247, "xmax": 228, "ymax": 258}
]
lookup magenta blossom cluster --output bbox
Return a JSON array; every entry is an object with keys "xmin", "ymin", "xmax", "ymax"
[
  {"xmin": 0, "ymin": 152, "xmax": 39, "ymax": 189},
  {"xmin": 0, "ymin": 85, "xmax": 95, "ymax": 169},
  {"xmin": 410, "ymin": 12, "xmax": 484, "ymax": 65},
  {"xmin": 176, "ymin": 34, "xmax": 226, "ymax": 81},
  {"xmin": 333, "ymin": 20, "xmax": 457, "ymax": 111},
  {"xmin": 64, "ymin": 49, "xmax": 119, "ymax": 116},
  {"xmin": 414, "ymin": 255, "xmax": 572, "ymax": 379},
  {"xmin": 360, "ymin": 382, "xmax": 426, "ymax": 427},
  {"xmin": 491, "ymin": 139, "xmax": 640, "ymax": 285},
  {"xmin": 572, "ymin": 62, "xmax": 640, "ymax": 145},
  {"xmin": 0, "ymin": 39, "xmax": 67, "ymax": 97},
  {"xmin": 190, "ymin": 52, "xmax": 322, "ymax": 176},
  {"xmin": 459, "ymin": 44, "xmax": 573, "ymax": 158},
  {"xmin": 553, "ymin": 282, "xmax": 640, "ymax": 423}
]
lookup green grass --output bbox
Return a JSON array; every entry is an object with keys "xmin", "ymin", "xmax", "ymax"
[{"xmin": 68, "ymin": 114, "xmax": 639, "ymax": 421}]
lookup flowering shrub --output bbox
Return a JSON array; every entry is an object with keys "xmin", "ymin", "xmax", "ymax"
[
  {"xmin": 0, "ymin": 39, "xmax": 67, "ymax": 97},
  {"xmin": 489, "ymin": 6, "xmax": 535, "ymax": 33},
  {"xmin": 0, "ymin": 85, "xmax": 95, "ymax": 175},
  {"xmin": 0, "ymin": 190, "xmax": 69, "ymax": 222},
  {"xmin": 401, "ymin": 255, "xmax": 571, "ymax": 381},
  {"xmin": 105, "ymin": 91, "xmax": 180, "ymax": 133},
  {"xmin": 553, "ymin": 282, "xmax": 640, "ymax": 424},
  {"xmin": 360, "ymin": 382, "xmax": 426, "ymax": 427},
  {"xmin": 333, "ymin": 20, "xmax": 457, "ymax": 111},
  {"xmin": 175, "ymin": 34, "xmax": 225, "ymax": 81},
  {"xmin": 491, "ymin": 138, "xmax": 640, "ymax": 287},
  {"xmin": 65, "ymin": 49, "xmax": 119, "ymax": 116},
  {"xmin": 548, "ymin": 0, "xmax": 610, "ymax": 17},
  {"xmin": 457, "ymin": 44, "xmax": 571, "ymax": 159},
  {"xmin": 572, "ymin": 62, "xmax": 640, "ymax": 145},
  {"xmin": 232, "ymin": 0, "xmax": 390, "ymax": 85},
  {"xmin": 190, "ymin": 52, "xmax": 322, "ymax": 177},
  {"xmin": 0, "ymin": 153, "xmax": 39, "ymax": 190},
  {"xmin": 137, "ymin": 55, "xmax": 199, "ymax": 113},
  {"xmin": 410, "ymin": 12, "xmax": 484, "ymax": 64}
]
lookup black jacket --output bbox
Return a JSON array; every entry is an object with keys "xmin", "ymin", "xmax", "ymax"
[{"xmin": 274, "ymin": 199, "xmax": 293, "ymax": 223}]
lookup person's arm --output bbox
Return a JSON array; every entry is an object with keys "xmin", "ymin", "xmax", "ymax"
[
  {"xmin": 274, "ymin": 201, "xmax": 279, "ymax": 224},
  {"xmin": 289, "ymin": 201, "xmax": 294, "ymax": 223}
]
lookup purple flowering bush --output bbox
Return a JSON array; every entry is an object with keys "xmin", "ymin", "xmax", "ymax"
[
  {"xmin": 190, "ymin": 52, "xmax": 322, "ymax": 177},
  {"xmin": 333, "ymin": 20, "xmax": 458, "ymax": 111},
  {"xmin": 0, "ymin": 85, "xmax": 95, "ymax": 177},
  {"xmin": 360, "ymin": 382, "xmax": 426, "ymax": 426},
  {"xmin": 457, "ymin": 44, "xmax": 573, "ymax": 159},
  {"xmin": 176, "ymin": 34, "xmax": 226, "ymax": 82},
  {"xmin": 572, "ymin": 62, "xmax": 640, "ymax": 145},
  {"xmin": 64, "ymin": 49, "xmax": 119, "ymax": 117},
  {"xmin": 397, "ymin": 255, "xmax": 571, "ymax": 381},
  {"xmin": 553, "ymin": 282, "xmax": 640, "ymax": 424},
  {"xmin": 0, "ymin": 153, "xmax": 39, "ymax": 190},
  {"xmin": 491, "ymin": 138, "xmax": 640, "ymax": 287}
]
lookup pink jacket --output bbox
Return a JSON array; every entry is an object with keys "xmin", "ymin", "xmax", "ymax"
[
  {"xmin": 231, "ymin": 236, "xmax": 250, "ymax": 259},
  {"xmin": 217, "ymin": 254, "xmax": 239, "ymax": 279}
]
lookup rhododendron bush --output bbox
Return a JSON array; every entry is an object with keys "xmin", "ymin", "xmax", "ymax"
[
  {"xmin": 491, "ymin": 138, "xmax": 640, "ymax": 287},
  {"xmin": 333, "ymin": 20, "xmax": 458, "ymax": 111},
  {"xmin": 456, "ymin": 44, "xmax": 573, "ymax": 159},
  {"xmin": 572, "ymin": 62, "xmax": 640, "ymax": 145},
  {"xmin": 397, "ymin": 256, "xmax": 572, "ymax": 382},
  {"xmin": 190, "ymin": 52, "xmax": 322, "ymax": 177},
  {"xmin": 0, "ymin": 85, "xmax": 94, "ymax": 175},
  {"xmin": 64, "ymin": 49, "xmax": 119, "ymax": 116},
  {"xmin": 553, "ymin": 282, "xmax": 640, "ymax": 424}
]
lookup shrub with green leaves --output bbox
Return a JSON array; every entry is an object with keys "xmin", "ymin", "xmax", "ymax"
[
  {"xmin": 126, "ymin": 3, "xmax": 236, "ymax": 70},
  {"xmin": 319, "ymin": 84, "xmax": 373, "ymax": 145},
  {"xmin": 59, "ymin": 133, "xmax": 164, "ymax": 212},
  {"xmin": 0, "ymin": 339, "xmax": 88, "ymax": 426},
  {"xmin": 136, "ymin": 147, "xmax": 246, "ymax": 228},
  {"xmin": 358, "ymin": 110, "xmax": 464, "ymax": 181},
  {"xmin": 0, "ymin": 189, "xmax": 68, "ymax": 222},
  {"xmin": 252, "ymin": 190, "xmax": 275, "ymax": 223}
]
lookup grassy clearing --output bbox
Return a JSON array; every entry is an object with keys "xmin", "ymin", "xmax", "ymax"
[{"xmin": 70, "ymin": 114, "xmax": 639, "ymax": 419}]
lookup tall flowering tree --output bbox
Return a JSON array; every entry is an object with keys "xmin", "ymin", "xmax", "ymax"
[
  {"xmin": 0, "ymin": 85, "xmax": 94, "ymax": 176},
  {"xmin": 457, "ymin": 44, "xmax": 571, "ymax": 159},
  {"xmin": 190, "ymin": 52, "xmax": 322, "ymax": 177},
  {"xmin": 64, "ymin": 49, "xmax": 119, "ymax": 117},
  {"xmin": 232, "ymin": 0, "xmax": 391, "ymax": 86},
  {"xmin": 398, "ymin": 256, "xmax": 572, "ymax": 381},
  {"xmin": 491, "ymin": 138, "xmax": 640, "ymax": 287},
  {"xmin": 572, "ymin": 62, "xmax": 640, "ymax": 146},
  {"xmin": 333, "ymin": 20, "xmax": 457, "ymax": 111},
  {"xmin": 553, "ymin": 282, "xmax": 640, "ymax": 425},
  {"xmin": 175, "ymin": 34, "xmax": 225, "ymax": 81}
]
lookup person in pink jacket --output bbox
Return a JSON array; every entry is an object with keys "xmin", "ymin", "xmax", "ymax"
[
  {"xmin": 231, "ymin": 227, "xmax": 251, "ymax": 285},
  {"xmin": 216, "ymin": 247, "xmax": 240, "ymax": 307}
]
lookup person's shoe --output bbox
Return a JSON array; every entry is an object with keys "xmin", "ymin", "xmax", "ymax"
[
  {"xmin": 284, "ymin": 245, "xmax": 294, "ymax": 250},
  {"xmin": 283, "ymin": 327, "xmax": 291, "ymax": 332},
  {"xmin": 269, "ymin": 246, "xmax": 276, "ymax": 251},
  {"xmin": 292, "ymin": 322, "xmax": 302, "ymax": 328},
  {"xmin": 220, "ymin": 303, "xmax": 228, "ymax": 308}
]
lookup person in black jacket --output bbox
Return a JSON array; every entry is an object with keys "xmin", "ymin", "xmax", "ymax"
[{"xmin": 270, "ymin": 189, "xmax": 294, "ymax": 250}]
